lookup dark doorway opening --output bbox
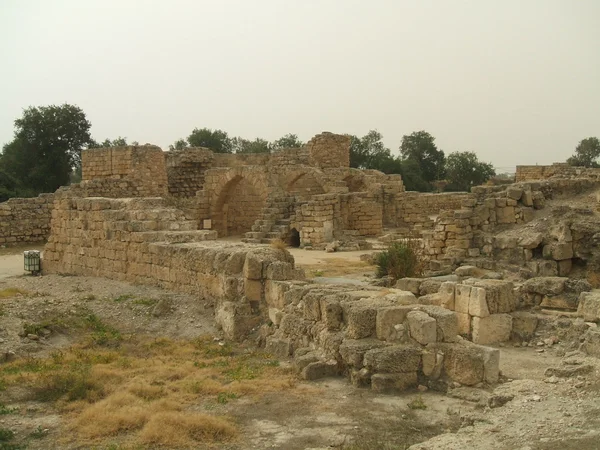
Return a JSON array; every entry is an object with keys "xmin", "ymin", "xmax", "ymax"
[{"xmin": 287, "ymin": 228, "xmax": 301, "ymax": 248}]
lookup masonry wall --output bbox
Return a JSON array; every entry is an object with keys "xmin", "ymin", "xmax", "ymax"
[
  {"xmin": 339, "ymin": 193, "xmax": 383, "ymax": 237},
  {"xmin": 82, "ymin": 145, "xmax": 168, "ymax": 197},
  {"xmin": 395, "ymin": 192, "xmax": 473, "ymax": 232},
  {"xmin": 306, "ymin": 132, "xmax": 351, "ymax": 169},
  {"xmin": 43, "ymin": 196, "xmax": 301, "ymax": 340},
  {"xmin": 165, "ymin": 147, "xmax": 214, "ymax": 197},
  {"xmin": 515, "ymin": 163, "xmax": 600, "ymax": 182},
  {"xmin": 0, "ymin": 194, "xmax": 55, "ymax": 244}
]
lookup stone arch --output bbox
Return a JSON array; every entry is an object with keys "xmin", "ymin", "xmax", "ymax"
[
  {"xmin": 285, "ymin": 170, "xmax": 325, "ymax": 199},
  {"xmin": 210, "ymin": 169, "xmax": 269, "ymax": 237}
]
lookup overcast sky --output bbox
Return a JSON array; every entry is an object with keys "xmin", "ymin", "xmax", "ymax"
[{"xmin": 1, "ymin": 0, "xmax": 599, "ymax": 171}]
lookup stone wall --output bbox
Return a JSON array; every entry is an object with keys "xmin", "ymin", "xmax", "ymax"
[
  {"xmin": 338, "ymin": 193, "xmax": 383, "ymax": 237},
  {"xmin": 516, "ymin": 163, "xmax": 600, "ymax": 182},
  {"xmin": 0, "ymin": 194, "xmax": 55, "ymax": 244},
  {"xmin": 81, "ymin": 145, "xmax": 168, "ymax": 197},
  {"xmin": 263, "ymin": 283, "xmax": 500, "ymax": 390},
  {"xmin": 165, "ymin": 147, "xmax": 214, "ymax": 198},
  {"xmin": 306, "ymin": 132, "xmax": 351, "ymax": 169},
  {"xmin": 42, "ymin": 196, "xmax": 301, "ymax": 340},
  {"xmin": 395, "ymin": 192, "xmax": 474, "ymax": 233}
]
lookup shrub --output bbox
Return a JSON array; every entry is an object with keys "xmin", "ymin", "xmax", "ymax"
[{"xmin": 375, "ymin": 240, "xmax": 423, "ymax": 281}]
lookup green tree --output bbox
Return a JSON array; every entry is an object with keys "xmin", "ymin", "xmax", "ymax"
[
  {"xmin": 187, "ymin": 128, "xmax": 232, "ymax": 153},
  {"xmin": 567, "ymin": 137, "xmax": 600, "ymax": 168},
  {"xmin": 271, "ymin": 133, "xmax": 304, "ymax": 150},
  {"xmin": 0, "ymin": 104, "xmax": 92, "ymax": 195},
  {"xmin": 232, "ymin": 137, "xmax": 271, "ymax": 154},
  {"xmin": 169, "ymin": 139, "xmax": 188, "ymax": 151},
  {"xmin": 348, "ymin": 130, "xmax": 394, "ymax": 171},
  {"xmin": 400, "ymin": 131, "xmax": 446, "ymax": 183},
  {"xmin": 92, "ymin": 137, "xmax": 128, "ymax": 148},
  {"xmin": 444, "ymin": 151, "xmax": 495, "ymax": 192}
]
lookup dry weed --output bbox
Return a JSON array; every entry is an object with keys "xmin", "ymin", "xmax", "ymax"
[{"xmin": 271, "ymin": 238, "xmax": 287, "ymax": 250}]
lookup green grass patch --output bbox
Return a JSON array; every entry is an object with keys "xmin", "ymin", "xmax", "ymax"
[
  {"xmin": 216, "ymin": 392, "xmax": 238, "ymax": 404},
  {"xmin": 407, "ymin": 395, "xmax": 427, "ymax": 410},
  {"xmin": 131, "ymin": 298, "xmax": 157, "ymax": 307},
  {"xmin": 112, "ymin": 294, "xmax": 134, "ymax": 303},
  {"xmin": 0, "ymin": 288, "xmax": 29, "ymax": 299},
  {"xmin": 0, "ymin": 404, "xmax": 17, "ymax": 415}
]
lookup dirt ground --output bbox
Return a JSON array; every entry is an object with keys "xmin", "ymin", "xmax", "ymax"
[{"xmin": 0, "ymin": 245, "xmax": 600, "ymax": 450}]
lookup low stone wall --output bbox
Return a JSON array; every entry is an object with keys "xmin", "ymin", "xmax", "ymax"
[
  {"xmin": 263, "ymin": 284, "xmax": 499, "ymax": 390},
  {"xmin": 0, "ymin": 194, "xmax": 55, "ymax": 244},
  {"xmin": 396, "ymin": 192, "xmax": 473, "ymax": 232},
  {"xmin": 516, "ymin": 163, "xmax": 600, "ymax": 182},
  {"xmin": 43, "ymin": 196, "xmax": 302, "ymax": 340}
]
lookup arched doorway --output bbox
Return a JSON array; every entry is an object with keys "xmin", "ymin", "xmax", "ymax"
[
  {"xmin": 213, "ymin": 175, "xmax": 267, "ymax": 237},
  {"xmin": 286, "ymin": 228, "xmax": 301, "ymax": 248}
]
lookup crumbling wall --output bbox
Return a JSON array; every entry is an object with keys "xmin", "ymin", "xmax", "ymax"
[
  {"xmin": 516, "ymin": 163, "xmax": 600, "ymax": 182},
  {"xmin": 42, "ymin": 196, "xmax": 301, "ymax": 340},
  {"xmin": 306, "ymin": 132, "xmax": 351, "ymax": 169},
  {"xmin": 165, "ymin": 147, "xmax": 214, "ymax": 197},
  {"xmin": 81, "ymin": 145, "xmax": 168, "ymax": 197},
  {"xmin": 0, "ymin": 194, "xmax": 54, "ymax": 244},
  {"xmin": 396, "ymin": 192, "xmax": 474, "ymax": 233},
  {"xmin": 338, "ymin": 193, "xmax": 383, "ymax": 237},
  {"xmin": 263, "ymin": 284, "xmax": 500, "ymax": 390}
]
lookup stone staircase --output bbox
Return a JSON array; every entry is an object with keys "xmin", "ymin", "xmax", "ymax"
[{"xmin": 242, "ymin": 194, "xmax": 297, "ymax": 244}]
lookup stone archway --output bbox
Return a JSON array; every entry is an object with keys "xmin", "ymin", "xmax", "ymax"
[{"xmin": 286, "ymin": 171, "xmax": 325, "ymax": 199}]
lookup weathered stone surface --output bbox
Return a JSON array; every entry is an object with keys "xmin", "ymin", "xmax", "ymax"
[
  {"xmin": 507, "ymin": 187, "xmax": 523, "ymax": 201},
  {"xmin": 438, "ymin": 282, "xmax": 456, "ymax": 310},
  {"xmin": 376, "ymin": 306, "xmax": 412, "ymax": 341},
  {"xmin": 455, "ymin": 284, "xmax": 471, "ymax": 314},
  {"xmin": 441, "ymin": 344, "xmax": 484, "ymax": 386},
  {"xmin": 456, "ymin": 312, "xmax": 471, "ymax": 336},
  {"xmin": 395, "ymin": 278, "xmax": 422, "ymax": 295},
  {"xmin": 265, "ymin": 336, "xmax": 292, "ymax": 358},
  {"xmin": 320, "ymin": 296, "xmax": 343, "ymax": 330},
  {"xmin": 577, "ymin": 291, "xmax": 600, "ymax": 322},
  {"xmin": 422, "ymin": 350, "xmax": 444, "ymax": 379},
  {"xmin": 301, "ymin": 360, "xmax": 338, "ymax": 380},
  {"xmin": 580, "ymin": 329, "xmax": 600, "ymax": 357},
  {"xmin": 419, "ymin": 280, "xmax": 443, "ymax": 296},
  {"xmin": 407, "ymin": 311, "xmax": 437, "ymax": 345},
  {"xmin": 455, "ymin": 265, "xmax": 477, "ymax": 277},
  {"xmin": 469, "ymin": 287, "xmax": 490, "ymax": 318},
  {"xmin": 522, "ymin": 277, "xmax": 566, "ymax": 296},
  {"xmin": 510, "ymin": 311, "xmax": 539, "ymax": 340},
  {"xmin": 517, "ymin": 230, "xmax": 543, "ymax": 249},
  {"xmin": 543, "ymin": 242, "xmax": 573, "ymax": 261},
  {"xmin": 371, "ymin": 372, "xmax": 418, "ymax": 393},
  {"xmin": 467, "ymin": 280, "xmax": 516, "ymax": 314},
  {"xmin": 417, "ymin": 305, "xmax": 458, "ymax": 343},
  {"xmin": 363, "ymin": 345, "xmax": 422, "ymax": 373},
  {"xmin": 472, "ymin": 314, "xmax": 512, "ymax": 345},
  {"xmin": 339, "ymin": 339, "xmax": 386, "ymax": 369},
  {"xmin": 345, "ymin": 301, "xmax": 379, "ymax": 339}
]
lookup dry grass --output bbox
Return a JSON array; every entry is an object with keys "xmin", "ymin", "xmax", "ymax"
[
  {"xmin": 271, "ymin": 238, "xmax": 287, "ymax": 250},
  {"xmin": 300, "ymin": 258, "xmax": 374, "ymax": 278},
  {"xmin": 0, "ymin": 287, "xmax": 30, "ymax": 298},
  {"xmin": 0, "ymin": 333, "xmax": 295, "ymax": 448}
]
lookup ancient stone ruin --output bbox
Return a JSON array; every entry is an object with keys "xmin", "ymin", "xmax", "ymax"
[{"xmin": 3, "ymin": 132, "xmax": 600, "ymax": 393}]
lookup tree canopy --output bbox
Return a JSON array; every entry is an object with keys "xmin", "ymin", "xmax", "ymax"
[
  {"xmin": 567, "ymin": 137, "xmax": 600, "ymax": 168},
  {"xmin": 400, "ymin": 131, "xmax": 446, "ymax": 183},
  {"xmin": 444, "ymin": 151, "xmax": 495, "ymax": 192},
  {"xmin": 0, "ymin": 104, "xmax": 92, "ymax": 196},
  {"xmin": 271, "ymin": 134, "xmax": 304, "ymax": 151},
  {"xmin": 186, "ymin": 128, "xmax": 232, "ymax": 153},
  {"xmin": 231, "ymin": 137, "xmax": 271, "ymax": 154}
]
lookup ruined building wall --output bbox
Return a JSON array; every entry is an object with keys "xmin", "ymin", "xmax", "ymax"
[
  {"xmin": 306, "ymin": 132, "xmax": 351, "ymax": 168},
  {"xmin": 338, "ymin": 193, "xmax": 383, "ymax": 237},
  {"xmin": 395, "ymin": 192, "xmax": 474, "ymax": 232},
  {"xmin": 165, "ymin": 147, "xmax": 214, "ymax": 198},
  {"xmin": 516, "ymin": 163, "xmax": 600, "ymax": 182},
  {"xmin": 81, "ymin": 145, "xmax": 168, "ymax": 197},
  {"xmin": 0, "ymin": 194, "xmax": 55, "ymax": 244}
]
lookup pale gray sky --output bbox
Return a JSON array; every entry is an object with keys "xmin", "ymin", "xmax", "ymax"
[{"xmin": 1, "ymin": 0, "xmax": 599, "ymax": 170}]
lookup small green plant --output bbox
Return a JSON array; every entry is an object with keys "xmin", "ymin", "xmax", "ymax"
[
  {"xmin": 0, "ymin": 428, "xmax": 14, "ymax": 441},
  {"xmin": 85, "ymin": 314, "xmax": 121, "ymax": 347},
  {"xmin": 30, "ymin": 426, "xmax": 47, "ymax": 439},
  {"xmin": 0, "ymin": 404, "xmax": 17, "ymax": 415},
  {"xmin": 112, "ymin": 294, "xmax": 134, "ymax": 303},
  {"xmin": 312, "ymin": 269, "xmax": 325, "ymax": 277},
  {"xmin": 132, "ymin": 297, "xmax": 157, "ymax": 307},
  {"xmin": 407, "ymin": 395, "xmax": 427, "ymax": 410},
  {"xmin": 375, "ymin": 240, "xmax": 423, "ymax": 281},
  {"xmin": 216, "ymin": 392, "xmax": 238, "ymax": 404}
]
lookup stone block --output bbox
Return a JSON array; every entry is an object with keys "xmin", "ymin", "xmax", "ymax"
[
  {"xmin": 438, "ymin": 282, "xmax": 456, "ymax": 310},
  {"xmin": 422, "ymin": 350, "xmax": 444, "ymax": 379},
  {"xmin": 510, "ymin": 311, "xmax": 539, "ymax": 340},
  {"xmin": 469, "ymin": 280, "xmax": 515, "ymax": 314},
  {"xmin": 557, "ymin": 259, "xmax": 572, "ymax": 276},
  {"xmin": 371, "ymin": 372, "xmax": 418, "ymax": 393},
  {"xmin": 407, "ymin": 310, "xmax": 437, "ymax": 345},
  {"xmin": 268, "ymin": 308, "xmax": 283, "ymax": 326},
  {"xmin": 507, "ymin": 187, "xmax": 523, "ymax": 201},
  {"xmin": 417, "ymin": 305, "xmax": 458, "ymax": 342},
  {"xmin": 577, "ymin": 291, "xmax": 600, "ymax": 322},
  {"xmin": 472, "ymin": 314, "xmax": 512, "ymax": 344},
  {"xmin": 456, "ymin": 312, "xmax": 471, "ymax": 336},
  {"xmin": 376, "ymin": 306, "xmax": 412, "ymax": 341},
  {"xmin": 363, "ymin": 345, "xmax": 422, "ymax": 373},
  {"xmin": 419, "ymin": 280, "xmax": 442, "ymax": 296},
  {"xmin": 395, "ymin": 278, "xmax": 422, "ymax": 295},
  {"xmin": 543, "ymin": 242, "xmax": 573, "ymax": 261},
  {"xmin": 522, "ymin": 277, "xmax": 566, "ymax": 296},
  {"xmin": 302, "ymin": 292, "xmax": 322, "ymax": 321},
  {"xmin": 469, "ymin": 287, "xmax": 490, "ymax": 318},
  {"xmin": 517, "ymin": 231, "xmax": 543, "ymax": 249},
  {"xmin": 320, "ymin": 297, "xmax": 343, "ymax": 330},
  {"xmin": 521, "ymin": 190, "xmax": 534, "ymax": 207},
  {"xmin": 265, "ymin": 336, "xmax": 292, "ymax": 358},
  {"xmin": 339, "ymin": 339, "xmax": 386, "ymax": 369},
  {"xmin": 244, "ymin": 279, "xmax": 263, "ymax": 302},
  {"xmin": 455, "ymin": 284, "xmax": 471, "ymax": 313},
  {"xmin": 301, "ymin": 360, "xmax": 338, "ymax": 380},
  {"xmin": 346, "ymin": 303, "xmax": 378, "ymax": 339},
  {"xmin": 441, "ymin": 344, "xmax": 485, "ymax": 386}
]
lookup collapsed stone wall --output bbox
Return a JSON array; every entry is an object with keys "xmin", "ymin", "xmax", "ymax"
[
  {"xmin": 516, "ymin": 163, "xmax": 600, "ymax": 182},
  {"xmin": 395, "ymin": 192, "xmax": 473, "ymax": 233},
  {"xmin": 0, "ymin": 194, "xmax": 55, "ymax": 244},
  {"xmin": 42, "ymin": 196, "xmax": 301, "ymax": 340},
  {"xmin": 263, "ymin": 283, "xmax": 499, "ymax": 390},
  {"xmin": 81, "ymin": 145, "xmax": 168, "ymax": 197}
]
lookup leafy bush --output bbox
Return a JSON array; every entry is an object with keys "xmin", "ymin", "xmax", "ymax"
[{"xmin": 375, "ymin": 240, "xmax": 423, "ymax": 281}]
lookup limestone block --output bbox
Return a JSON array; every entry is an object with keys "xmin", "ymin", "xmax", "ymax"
[
  {"xmin": 438, "ymin": 282, "xmax": 456, "ymax": 310},
  {"xmin": 496, "ymin": 206, "xmax": 515, "ymax": 224},
  {"xmin": 557, "ymin": 259, "xmax": 572, "ymax": 276},
  {"xmin": 442, "ymin": 344, "xmax": 485, "ymax": 386},
  {"xmin": 419, "ymin": 280, "xmax": 443, "ymax": 296},
  {"xmin": 395, "ymin": 278, "xmax": 422, "ymax": 295},
  {"xmin": 407, "ymin": 311, "xmax": 437, "ymax": 345},
  {"xmin": 507, "ymin": 187, "xmax": 523, "ymax": 201},
  {"xmin": 417, "ymin": 305, "xmax": 458, "ymax": 342},
  {"xmin": 455, "ymin": 265, "xmax": 477, "ymax": 277},
  {"xmin": 494, "ymin": 235, "xmax": 518, "ymax": 249},
  {"xmin": 265, "ymin": 336, "xmax": 292, "ymax": 358},
  {"xmin": 482, "ymin": 346, "xmax": 500, "ymax": 384},
  {"xmin": 472, "ymin": 314, "xmax": 512, "ymax": 344},
  {"xmin": 376, "ymin": 306, "xmax": 412, "ymax": 341},
  {"xmin": 510, "ymin": 311, "xmax": 539, "ymax": 340},
  {"xmin": 339, "ymin": 339, "xmax": 386, "ymax": 369},
  {"xmin": 517, "ymin": 231, "xmax": 543, "ymax": 249},
  {"xmin": 456, "ymin": 312, "xmax": 471, "ymax": 336},
  {"xmin": 469, "ymin": 280, "xmax": 515, "ymax": 314},
  {"xmin": 522, "ymin": 277, "xmax": 566, "ymax": 296},
  {"xmin": 543, "ymin": 242, "xmax": 573, "ymax": 261},
  {"xmin": 303, "ymin": 292, "xmax": 322, "ymax": 321},
  {"xmin": 320, "ymin": 297, "xmax": 343, "ymax": 331},
  {"xmin": 363, "ymin": 345, "xmax": 422, "ymax": 373},
  {"xmin": 301, "ymin": 360, "xmax": 339, "ymax": 380},
  {"xmin": 577, "ymin": 291, "xmax": 600, "ymax": 322},
  {"xmin": 371, "ymin": 372, "xmax": 418, "ymax": 393},
  {"xmin": 268, "ymin": 308, "xmax": 283, "ymax": 326},
  {"xmin": 422, "ymin": 350, "xmax": 444, "ymax": 379},
  {"xmin": 244, "ymin": 279, "xmax": 263, "ymax": 302},
  {"xmin": 243, "ymin": 254, "xmax": 263, "ymax": 280},
  {"xmin": 455, "ymin": 284, "xmax": 472, "ymax": 313},
  {"xmin": 346, "ymin": 303, "xmax": 378, "ymax": 339},
  {"xmin": 469, "ymin": 287, "xmax": 490, "ymax": 318},
  {"xmin": 521, "ymin": 190, "xmax": 534, "ymax": 207}
]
